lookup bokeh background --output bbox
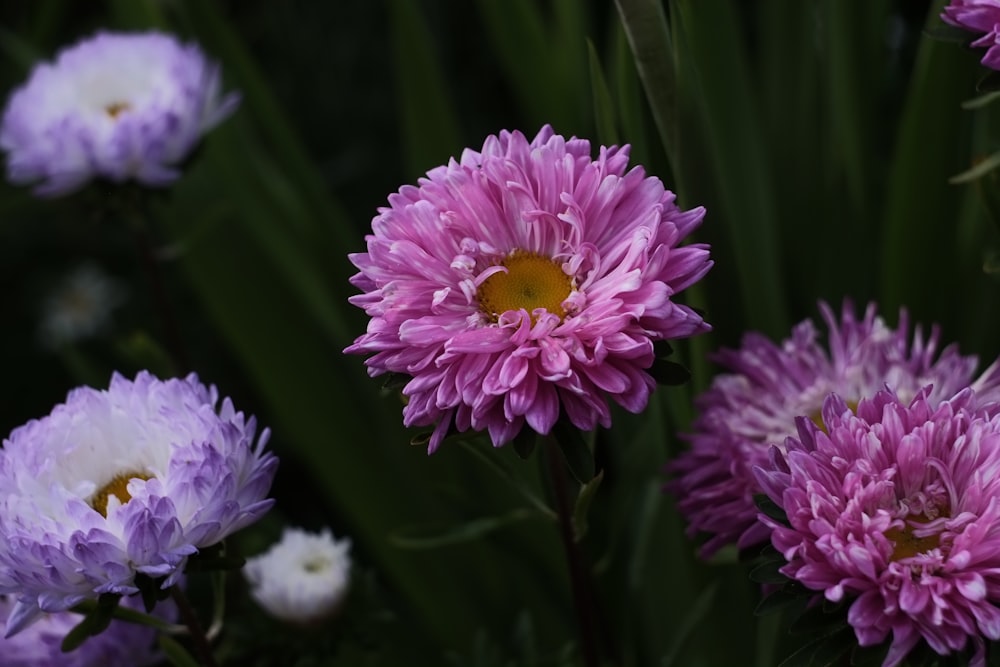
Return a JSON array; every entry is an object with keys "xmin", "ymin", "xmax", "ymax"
[{"xmin": 1, "ymin": 1, "xmax": 998, "ymax": 665}]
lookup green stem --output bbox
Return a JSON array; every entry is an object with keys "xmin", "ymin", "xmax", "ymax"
[
  {"xmin": 170, "ymin": 585, "xmax": 218, "ymax": 667},
  {"xmin": 546, "ymin": 439, "xmax": 602, "ymax": 667}
]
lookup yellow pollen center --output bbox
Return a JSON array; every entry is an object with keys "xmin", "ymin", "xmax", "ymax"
[
  {"xmin": 477, "ymin": 252, "xmax": 573, "ymax": 322},
  {"xmin": 809, "ymin": 400, "xmax": 858, "ymax": 433},
  {"xmin": 90, "ymin": 471, "xmax": 152, "ymax": 518},
  {"xmin": 884, "ymin": 519, "xmax": 943, "ymax": 561},
  {"xmin": 104, "ymin": 102, "xmax": 131, "ymax": 118}
]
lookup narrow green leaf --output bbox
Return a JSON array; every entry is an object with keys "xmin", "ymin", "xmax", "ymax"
[
  {"xmin": 108, "ymin": 0, "xmax": 167, "ymax": 29},
  {"xmin": 571, "ymin": 469, "xmax": 604, "ymax": 542},
  {"xmin": 962, "ymin": 90, "xmax": 1000, "ymax": 110},
  {"xmin": 949, "ymin": 148, "xmax": 1000, "ymax": 183},
  {"xmin": 458, "ymin": 439, "xmax": 557, "ymax": 520},
  {"xmin": 586, "ymin": 40, "xmax": 619, "ymax": 147},
  {"xmin": 389, "ymin": 0, "xmax": 462, "ymax": 178},
  {"xmin": 659, "ymin": 581, "xmax": 719, "ymax": 667},
  {"xmin": 754, "ymin": 585, "xmax": 809, "ymax": 617},
  {"xmin": 158, "ymin": 635, "xmax": 202, "ymax": 667},
  {"xmin": 388, "ymin": 508, "xmax": 544, "ymax": 550}
]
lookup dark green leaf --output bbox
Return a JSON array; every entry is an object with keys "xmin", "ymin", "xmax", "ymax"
[
  {"xmin": 389, "ymin": 508, "xmax": 544, "ymax": 550},
  {"xmin": 587, "ymin": 39, "xmax": 619, "ymax": 147},
  {"xmin": 649, "ymin": 357, "xmax": 691, "ymax": 386},
  {"xmin": 754, "ymin": 583, "xmax": 810, "ymax": 617},
  {"xmin": 749, "ymin": 557, "xmax": 790, "ymax": 585},
  {"xmin": 789, "ymin": 598, "xmax": 849, "ymax": 636},
  {"xmin": 61, "ymin": 593, "xmax": 120, "ymax": 652},
  {"xmin": 924, "ymin": 24, "xmax": 977, "ymax": 44}
]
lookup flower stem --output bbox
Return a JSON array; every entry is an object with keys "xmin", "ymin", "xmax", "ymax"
[
  {"xmin": 170, "ymin": 586, "xmax": 218, "ymax": 667},
  {"xmin": 545, "ymin": 438, "xmax": 602, "ymax": 667}
]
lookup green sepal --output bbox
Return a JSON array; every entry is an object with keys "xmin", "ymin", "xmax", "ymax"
[
  {"xmin": 185, "ymin": 541, "xmax": 246, "ymax": 573},
  {"xmin": 748, "ymin": 556, "xmax": 790, "ymax": 585},
  {"xmin": 649, "ymin": 341, "xmax": 692, "ymax": 386},
  {"xmin": 134, "ymin": 573, "xmax": 171, "ymax": 613},
  {"xmin": 776, "ymin": 626, "xmax": 853, "ymax": 667},
  {"xmin": 61, "ymin": 593, "xmax": 121, "ymax": 652},
  {"xmin": 754, "ymin": 493, "xmax": 790, "ymax": 526},
  {"xmin": 753, "ymin": 582, "xmax": 809, "ymax": 617}
]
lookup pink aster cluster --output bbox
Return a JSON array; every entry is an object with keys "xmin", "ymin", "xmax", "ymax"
[
  {"xmin": 942, "ymin": 0, "xmax": 1000, "ymax": 70},
  {"xmin": 667, "ymin": 301, "xmax": 1000, "ymax": 559},
  {"xmin": 755, "ymin": 389, "xmax": 1000, "ymax": 667},
  {"xmin": 345, "ymin": 125, "xmax": 712, "ymax": 451}
]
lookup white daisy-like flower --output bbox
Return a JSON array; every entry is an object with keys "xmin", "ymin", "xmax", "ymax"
[
  {"xmin": 0, "ymin": 30, "xmax": 239, "ymax": 196},
  {"xmin": 243, "ymin": 527, "xmax": 352, "ymax": 625}
]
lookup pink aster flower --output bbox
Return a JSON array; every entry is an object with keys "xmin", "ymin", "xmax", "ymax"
[
  {"xmin": 0, "ymin": 371, "xmax": 277, "ymax": 636},
  {"xmin": 754, "ymin": 389, "xmax": 1000, "ymax": 667},
  {"xmin": 667, "ymin": 301, "xmax": 1000, "ymax": 559},
  {"xmin": 345, "ymin": 125, "xmax": 712, "ymax": 451},
  {"xmin": 942, "ymin": 0, "xmax": 1000, "ymax": 69},
  {"xmin": 0, "ymin": 31, "xmax": 239, "ymax": 196}
]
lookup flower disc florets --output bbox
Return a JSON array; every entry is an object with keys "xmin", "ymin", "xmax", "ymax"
[
  {"xmin": 345, "ymin": 125, "xmax": 712, "ymax": 451},
  {"xmin": 755, "ymin": 389, "xmax": 1000, "ymax": 667},
  {"xmin": 0, "ymin": 371, "xmax": 278, "ymax": 636},
  {"xmin": 0, "ymin": 31, "xmax": 239, "ymax": 196},
  {"xmin": 667, "ymin": 301, "xmax": 1000, "ymax": 559}
]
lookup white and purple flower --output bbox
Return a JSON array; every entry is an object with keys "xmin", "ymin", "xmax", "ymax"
[
  {"xmin": 345, "ymin": 125, "xmax": 712, "ymax": 451},
  {"xmin": 0, "ymin": 371, "xmax": 277, "ymax": 636},
  {"xmin": 0, "ymin": 31, "xmax": 239, "ymax": 196},
  {"xmin": 755, "ymin": 388, "xmax": 1000, "ymax": 667},
  {"xmin": 667, "ymin": 301, "xmax": 1000, "ymax": 559}
]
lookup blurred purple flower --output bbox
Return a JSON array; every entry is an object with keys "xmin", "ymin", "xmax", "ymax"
[
  {"xmin": 345, "ymin": 125, "xmax": 712, "ymax": 451},
  {"xmin": 667, "ymin": 301, "xmax": 1000, "ymax": 559},
  {"xmin": 0, "ymin": 592, "xmax": 173, "ymax": 667},
  {"xmin": 0, "ymin": 31, "xmax": 239, "ymax": 196},
  {"xmin": 0, "ymin": 371, "xmax": 277, "ymax": 636},
  {"xmin": 942, "ymin": 0, "xmax": 1000, "ymax": 69},
  {"xmin": 755, "ymin": 389, "xmax": 1000, "ymax": 667}
]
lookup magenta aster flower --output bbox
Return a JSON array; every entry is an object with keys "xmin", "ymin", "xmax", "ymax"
[
  {"xmin": 0, "ymin": 371, "xmax": 277, "ymax": 636},
  {"xmin": 942, "ymin": 0, "xmax": 1000, "ymax": 69},
  {"xmin": 667, "ymin": 301, "xmax": 1000, "ymax": 559},
  {"xmin": 345, "ymin": 126, "xmax": 712, "ymax": 451},
  {"xmin": 0, "ymin": 31, "xmax": 239, "ymax": 196},
  {"xmin": 0, "ymin": 593, "xmax": 173, "ymax": 667},
  {"xmin": 754, "ymin": 389, "xmax": 1000, "ymax": 667}
]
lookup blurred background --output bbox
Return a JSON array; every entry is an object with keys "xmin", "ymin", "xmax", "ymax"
[{"xmin": 1, "ymin": 1, "xmax": 997, "ymax": 665}]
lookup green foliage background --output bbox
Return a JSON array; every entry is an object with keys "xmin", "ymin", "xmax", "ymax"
[{"xmin": 2, "ymin": 1, "xmax": 999, "ymax": 665}]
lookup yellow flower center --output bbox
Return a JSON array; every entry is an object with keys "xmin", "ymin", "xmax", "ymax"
[
  {"xmin": 90, "ymin": 470, "xmax": 153, "ymax": 518},
  {"xmin": 809, "ymin": 400, "xmax": 858, "ymax": 433},
  {"xmin": 884, "ymin": 512, "xmax": 944, "ymax": 561},
  {"xmin": 104, "ymin": 101, "xmax": 131, "ymax": 119},
  {"xmin": 477, "ymin": 251, "xmax": 573, "ymax": 322}
]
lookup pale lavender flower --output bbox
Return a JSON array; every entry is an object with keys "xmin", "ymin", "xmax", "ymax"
[
  {"xmin": 0, "ymin": 31, "xmax": 239, "ymax": 196},
  {"xmin": 0, "ymin": 592, "xmax": 173, "ymax": 667},
  {"xmin": 243, "ymin": 527, "xmax": 352, "ymax": 624},
  {"xmin": 0, "ymin": 371, "xmax": 278, "ymax": 636},
  {"xmin": 345, "ymin": 125, "xmax": 712, "ymax": 451},
  {"xmin": 667, "ymin": 301, "xmax": 1000, "ymax": 559},
  {"xmin": 942, "ymin": 0, "xmax": 1000, "ymax": 69},
  {"xmin": 754, "ymin": 389, "xmax": 1000, "ymax": 667}
]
